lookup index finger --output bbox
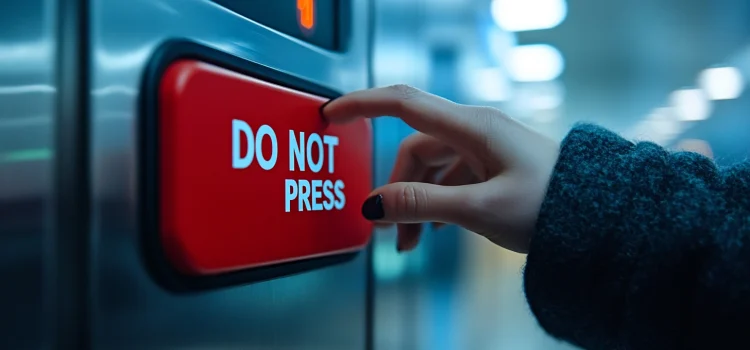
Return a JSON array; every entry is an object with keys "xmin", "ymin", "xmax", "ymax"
[{"xmin": 321, "ymin": 85, "xmax": 490, "ymax": 152}]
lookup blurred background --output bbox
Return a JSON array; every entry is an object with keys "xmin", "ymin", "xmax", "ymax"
[
  {"xmin": 371, "ymin": 0, "xmax": 750, "ymax": 349},
  {"xmin": 1, "ymin": 0, "xmax": 750, "ymax": 349}
]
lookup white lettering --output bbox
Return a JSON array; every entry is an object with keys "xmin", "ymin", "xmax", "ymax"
[
  {"xmin": 311, "ymin": 180, "xmax": 323, "ymax": 211},
  {"xmin": 322, "ymin": 179, "xmax": 334, "ymax": 210},
  {"xmin": 323, "ymin": 135, "xmax": 339, "ymax": 174},
  {"xmin": 334, "ymin": 180, "xmax": 345, "ymax": 210},
  {"xmin": 285, "ymin": 179, "xmax": 298, "ymax": 212},
  {"xmin": 256, "ymin": 124, "xmax": 277, "ymax": 170},
  {"xmin": 231, "ymin": 126, "xmax": 345, "ymax": 213},
  {"xmin": 306, "ymin": 133, "xmax": 324, "ymax": 173},
  {"xmin": 289, "ymin": 130, "xmax": 305, "ymax": 171},
  {"xmin": 298, "ymin": 179, "xmax": 311, "ymax": 211},
  {"xmin": 284, "ymin": 179, "xmax": 346, "ymax": 212},
  {"xmin": 232, "ymin": 119, "xmax": 253, "ymax": 169}
]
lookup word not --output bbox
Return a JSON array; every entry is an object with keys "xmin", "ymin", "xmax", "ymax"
[{"xmin": 231, "ymin": 119, "xmax": 346, "ymax": 213}]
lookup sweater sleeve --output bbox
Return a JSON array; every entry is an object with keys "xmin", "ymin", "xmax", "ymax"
[{"xmin": 523, "ymin": 123, "xmax": 750, "ymax": 350}]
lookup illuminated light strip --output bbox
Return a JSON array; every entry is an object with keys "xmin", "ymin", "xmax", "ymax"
[
  {"xmin": 0, "ymin": 148, "xmax": 52, "ymax": 163},
  {"xmin": 507, "ymin": 44, "xmax": 565, "ymax": 82},
  {"xmin": 491, "ymin": 0, "xmax": 568, "ymax": 32},
  {"xmin": 698, "ymin": 66, "xmax": 745, "ymax": 100},
  {"xmin": 627, "ymin": 64, "xmax": 743, "ymax": 145},
  {"xmin": 669, "ymin": 88, "xmax": 712, "ymax": 121}
]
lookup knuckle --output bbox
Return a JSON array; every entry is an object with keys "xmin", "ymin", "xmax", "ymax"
[
  {"xmin": 472, "ymin": 106, "xmax": 510, "ymax": 129},
  {"xmin": 473, "ymin": 106, "xmax": 512, "ymax": 127},
  {"xmin": 397, "ymin": 184, "xmax": 428, "ymax": 219},
  {"xmin": 387, "ymin": 84, "xmax": 422, "ymax": 111},
  {"xmin": 401, "ymin": 131, "xmax": 429, "ymax": 150},
  {"xmin": 396, "ymin": 141, "xmax": 409, "ymax": 158},
  {"xmin": 473, "ymin": 188, "xmax": 498, "ymax": 210},
  {"xmin": 399, "ymin": 133, "xmax": 419, "ymax": 150},
  {"xmin": 470, "ymin": 106, "xmax": 500, "ymax": 153},
  {"xmin": 464, "ymin": 190, "xmax": 498, "ymax": 223},
  {"xmin": 389, "ymin": 84, "xmax": 421, "ymax": 100},
  {"xmin": 473, "ymin": 106, "xmax": 503, "ymax": 119},
  {"xmin": 396, "ymin": 135, "xmax": 418, "ymax": 159}
]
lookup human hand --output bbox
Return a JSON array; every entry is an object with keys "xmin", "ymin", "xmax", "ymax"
[{"xmin": 321, "ymin": 85, "xmax": 560, "ymax": 253}]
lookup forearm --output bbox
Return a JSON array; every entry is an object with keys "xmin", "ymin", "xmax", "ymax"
[{"xmin": 523, "ymin": 124, "xmax": 750, "ymax": 349}]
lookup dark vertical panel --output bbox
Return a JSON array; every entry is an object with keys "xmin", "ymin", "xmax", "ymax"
[
  {"xmin": 365, "ymin": 0, "xmax": 376, "ymax": 347},
  {"xmin": 0, "ymin": 0, "xmax": 57, "ymax": 349},
  {"xmin": 54, "ymin": 0, "xmax": 91, "ymax": 348}
]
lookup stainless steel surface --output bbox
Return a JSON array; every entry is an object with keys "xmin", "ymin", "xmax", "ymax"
[
  {"xmin": 0, "ymin": 0, "xmax": 56, "ymax": 348},
  {"xmin": 90, "ymin": 0, "xmax": 371, "ymax": 348}
]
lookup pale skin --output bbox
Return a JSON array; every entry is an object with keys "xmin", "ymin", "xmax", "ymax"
[{"xmin": 321, "ymin": 84, "xmax": 561, "ymax": 254}]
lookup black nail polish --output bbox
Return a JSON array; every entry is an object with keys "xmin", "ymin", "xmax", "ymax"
[{"xmin": 361, "ymin": 194, "xmax": 384, "ymax": 220}]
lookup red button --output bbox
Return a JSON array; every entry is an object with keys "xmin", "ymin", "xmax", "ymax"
[{"xmin": 158, "ymin": 60, "xmax": 373, "ymax": 276}]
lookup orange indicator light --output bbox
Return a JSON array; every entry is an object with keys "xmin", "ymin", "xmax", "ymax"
[{"xmin": 297, "ymin": 0, "xmax": 315, "ymax": 31}]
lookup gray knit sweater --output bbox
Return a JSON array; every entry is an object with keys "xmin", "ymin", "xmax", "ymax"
[{"xmin": 524, "ymin": 124, "xmax": 750, "ymax": 350}]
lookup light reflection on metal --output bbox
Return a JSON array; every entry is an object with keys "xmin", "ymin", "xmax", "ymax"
[
  {"xmin": 0, "ymin": 148, "xmax": 52, "ymax": 164},
  {"xmin": 92, "ymin": 85, "xmax": 138, "ymax": 97},
  {"xmin": 0, "ymin": 41, "xmax": 50, "ymax": 62},
  {"xmin": 0, "ymin": 84, "xmax": 55, "ymax": 95},
  {"xmin": 95, "ymin": 45, "xmax": 153, "ymax": 70},
  {"xmin": 0, "ymin": 116, "xmax": 50, "ymax": 128}
]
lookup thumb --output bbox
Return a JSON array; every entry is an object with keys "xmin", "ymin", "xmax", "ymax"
[{"xmin": 361, "ymin": 182, "xmax": 474, "ymax": 224}]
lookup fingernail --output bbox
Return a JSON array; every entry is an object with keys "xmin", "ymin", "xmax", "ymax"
[
  {"xmin": 318, "ymin": 97, "xmax": 337, "ymax": 118},
  {"xmin": 361, "ymin": 194, "xmax": 384, "ymax": 220}
]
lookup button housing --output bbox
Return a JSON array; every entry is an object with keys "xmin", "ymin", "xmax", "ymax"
[{"xmin": 139, "ymin": 40, "xmax": 373, "ymax": 292}]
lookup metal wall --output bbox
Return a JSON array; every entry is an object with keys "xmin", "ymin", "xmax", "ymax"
[
  {"xmin": 1, "ymin": 0, "xmax": 374, "ymax": 348},
  {"xmin": 89, "ymin": 0, "xmax": 372, "ymax": 348},
  {"xmin": 0, "ymin": 0, "xmax": 56, "ymax": 348}
]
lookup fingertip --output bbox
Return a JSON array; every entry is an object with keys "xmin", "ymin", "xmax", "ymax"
[
  {"xmin": 401, "ymin": 239, "xmax": 419, "ymax": 252},
  {"xmin": 319, "ymin": 97, "xmax": 337, "ymax": 122},
  {"xmin": 319, "ymin": 94, "xmax": 360, "ymax": 124},
  {"xmin": 397, "ymin": 223, "xmax": 422, "ymax": 252}
]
